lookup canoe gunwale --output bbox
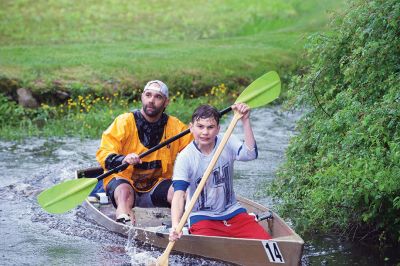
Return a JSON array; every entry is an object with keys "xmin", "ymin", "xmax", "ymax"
[{"xmin": 77, "ymin": 167, "xmax": 304, "ymax": 265}]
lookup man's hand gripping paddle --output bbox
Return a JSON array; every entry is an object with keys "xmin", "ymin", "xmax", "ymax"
[{"xmin": 37, "ymin": 71, "xmax": 280, "ymax": 215}]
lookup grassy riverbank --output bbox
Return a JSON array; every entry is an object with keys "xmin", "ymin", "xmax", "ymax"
[
  {"xmin": 0, "ymin": 0, "xmax": 341, "ymax": 93},
  {"xmin": 0, "ymin": 84, "xmax": 229, "ymax": 139},
  {"xmin": 0, "ymin": 0, "xmax": 344, "ymax": 139}
]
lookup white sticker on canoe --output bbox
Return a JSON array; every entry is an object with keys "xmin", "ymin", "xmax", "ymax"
[{"xmin": 261, "ymin": 240, "xmax": 285, "ymax": 263}]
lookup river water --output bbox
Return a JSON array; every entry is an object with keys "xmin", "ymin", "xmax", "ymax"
[{"xmin": 0, "ymin": 106, "xmax": 398, "ymax": 265}]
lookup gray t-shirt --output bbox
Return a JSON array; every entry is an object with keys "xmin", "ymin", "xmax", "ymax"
[{"xmin": 173, "ymin": 133, "xmax": 257, "ymax": 225}]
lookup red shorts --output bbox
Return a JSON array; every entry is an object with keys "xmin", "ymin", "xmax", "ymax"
[{"xmin": 189, "ymin": 213, "xmax": 271, "ymax": 240}]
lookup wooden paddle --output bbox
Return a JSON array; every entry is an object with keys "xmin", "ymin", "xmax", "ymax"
[
  {"xmin": 37, "ymin": 71, "xmax": 280, "ymax": 214},
  {"xmin": 155, "ymin": 71, "xmax": 281, "ymax": 266}
]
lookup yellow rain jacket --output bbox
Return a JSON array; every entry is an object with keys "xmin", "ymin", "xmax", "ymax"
[{"xmin": 96, "ymin": 112, "xmax": 193, "ymax": 192}]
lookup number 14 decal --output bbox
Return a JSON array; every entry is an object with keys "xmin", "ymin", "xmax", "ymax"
[{"xmin": 261, "ymin": 240, "xmax": 285, "ymax": 263}]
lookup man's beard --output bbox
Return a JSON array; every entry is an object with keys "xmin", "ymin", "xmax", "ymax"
[{"xmin": 143, "ymin": 104, "xmax": 164, "ymax": 118}]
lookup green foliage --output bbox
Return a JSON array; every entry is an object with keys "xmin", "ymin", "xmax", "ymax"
[
  {"xmin": 0, "ymin": 93, "xmax": 24, "ymax": 124},
  {"xmin": 0, "ymin": 85, "xmax": 230, "ymax": 140},
  {"xmin": 269, "ymin": 0, "xmax": 400, "ymax": 246}
]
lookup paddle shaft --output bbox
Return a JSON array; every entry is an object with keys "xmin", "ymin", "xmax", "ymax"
[
  {"xmin": 95, "ymin": 106, "xmax": 232, "ymax": 182},
  {"xmin": 158, "ymin": 112, "xmax": 243, "ymax": 265},
  {"xmin": 38, "ymin": 71, "xmax": 281, "ymax": 215}
]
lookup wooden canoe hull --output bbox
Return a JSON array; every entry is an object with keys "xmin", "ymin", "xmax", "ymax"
[{"xmin": 77, "ymin": 167, "xmax": 304, "ymax": 265}]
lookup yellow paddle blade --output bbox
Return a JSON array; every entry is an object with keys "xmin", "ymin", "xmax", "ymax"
[
  {"xmin": 37, "ymin": 178, "xmax": 98, "ymax": 214},
  {"xmin": 235, "ymin": 71, "xmax": 281, "ymax": 108}
]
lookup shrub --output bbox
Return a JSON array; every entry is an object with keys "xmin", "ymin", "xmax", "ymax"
[{"xmin": 269, "ymin": 0, "xmax": 400, "ymax": 246}]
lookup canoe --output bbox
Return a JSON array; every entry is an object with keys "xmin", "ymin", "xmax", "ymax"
[{"xmin": 76, "ymin": 167, "xmax": 304, "ymax": 266}]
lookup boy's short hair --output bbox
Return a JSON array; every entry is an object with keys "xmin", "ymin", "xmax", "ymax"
[{"xmin": 191, "ymin": 104, "xmax": 220, "ymax": 124}]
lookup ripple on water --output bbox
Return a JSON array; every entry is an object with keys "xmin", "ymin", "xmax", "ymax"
[
  {"xmin": 5, "ymin": 107, "xmax": 395, "ymax": 265},
  {"xmin": 0, "ymin": 107, "xmax": 303, "ymax": 265}
]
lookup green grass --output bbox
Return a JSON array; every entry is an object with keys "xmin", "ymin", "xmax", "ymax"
[
  {"xmin": 0, "ymin": 0, "xmax": 345, "ymax": 140},
  {"xmin": 0, "ymin": 0, "xmax": 344, "ymax": 96}
]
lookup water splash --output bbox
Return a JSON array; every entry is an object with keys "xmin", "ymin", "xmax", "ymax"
[{"xmin": 2, "ymin": 107, "xmax": 395, "ymax": 265}]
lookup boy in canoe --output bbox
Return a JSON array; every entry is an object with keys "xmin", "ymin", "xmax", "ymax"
[
  {"xmin": 169, "ymin": 104, "xmax": 271, "ymax": 240},
  {"xmin": 96, "ymin": 80, "xmax": 193, "ymax": 224}
]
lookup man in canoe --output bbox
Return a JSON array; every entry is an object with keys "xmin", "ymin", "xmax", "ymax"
[
  {"xmin": 169, "ymin": 104, "xmax": 271, "ymax": 240},
  {"xmin": 96, "ymin": 80, "xmax": 193, "ymax": 224}
]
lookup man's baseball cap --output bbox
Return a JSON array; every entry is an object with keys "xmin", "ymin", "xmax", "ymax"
[{"xmin": 143, "ymin": 80, "xmax": 169, "ymax": 98}]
